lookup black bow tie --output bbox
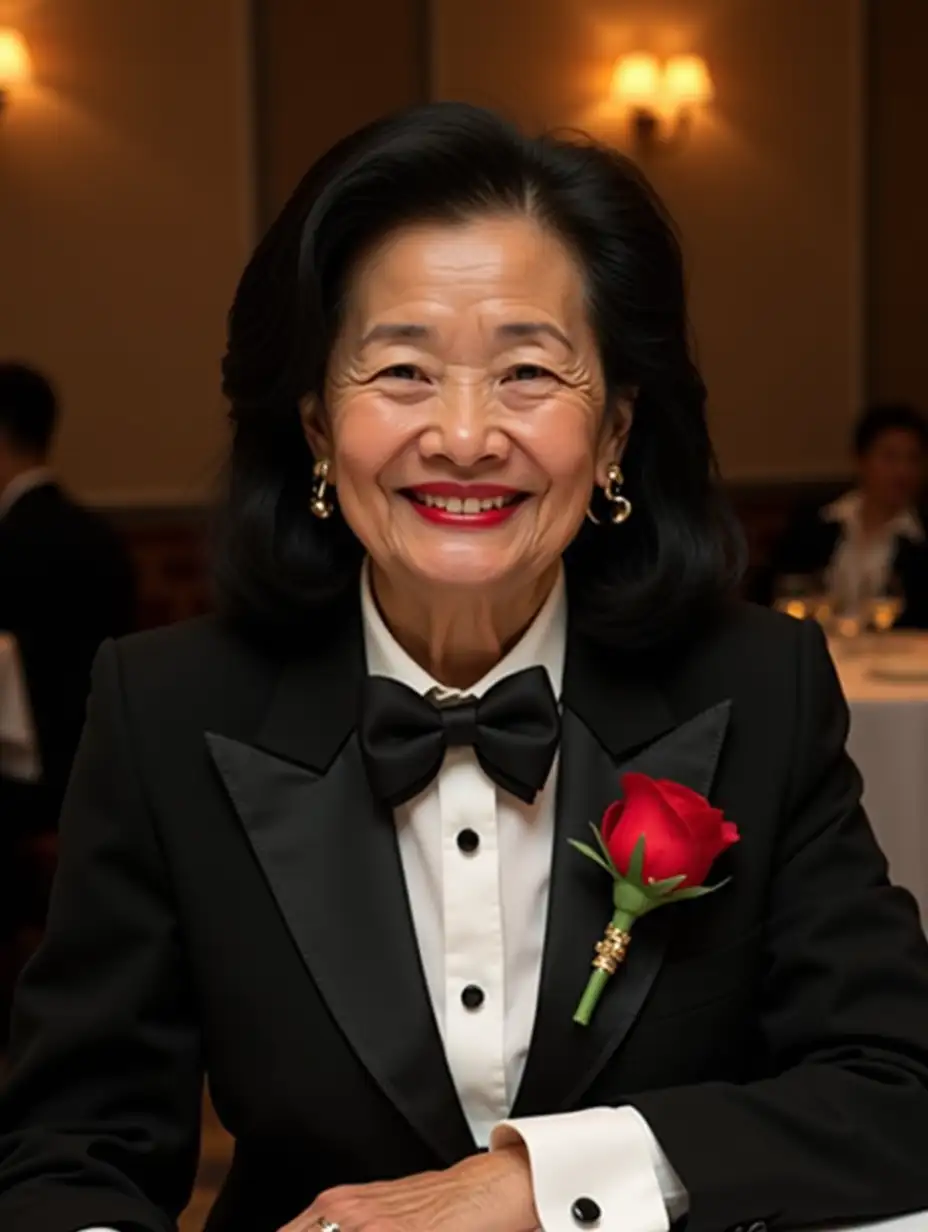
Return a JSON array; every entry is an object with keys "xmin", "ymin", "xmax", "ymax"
[{"xmin": 358, "ymin": 666, "xmax": 561, "ymax": 808}]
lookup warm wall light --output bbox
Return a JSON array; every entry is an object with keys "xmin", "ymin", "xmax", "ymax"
[
  {"xmin": 610, "ymin": 53, "xmax": 662, "ymax": 106},
  {"xmin": 663, "ymin": 54, "xmax": 714, "ymax": 107},
  {"xmin": 610, "ymin": 51, "xmax": 713, "ymax": 149},
  {"xmin": 0, "ymin": 28, "xmax": 33, "ymax": 116}
]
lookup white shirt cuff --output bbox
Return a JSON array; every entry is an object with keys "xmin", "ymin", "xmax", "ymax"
[
  {"xmin": 78, "ymin": 1227, "xmax": 120, "ymax": 1231},
  {"xmin": 491, "ymin": 1105, "xmax": 688, "ymax": 1231}
]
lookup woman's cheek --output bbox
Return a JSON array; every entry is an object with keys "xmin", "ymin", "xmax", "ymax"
[{"xmin": 517, "ymin": 397, "xmax": 601, "ymax": 480}]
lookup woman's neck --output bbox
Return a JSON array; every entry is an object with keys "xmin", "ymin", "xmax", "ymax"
[{"xmin": 370, "ymin": 563, "xmax": 560, "ymax": 690}]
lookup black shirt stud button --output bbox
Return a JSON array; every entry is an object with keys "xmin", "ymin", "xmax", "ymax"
[
  {"xmin": 461, "ymin": 984, "xmax": 485, "ymax": 1010},
  {"xmin": 457, "ymin": 828, "xmax": 480, "ymax": 854},
  {"xmin": 571, "ymin": 1196, "xmax": 602, "ymax": 1226}
]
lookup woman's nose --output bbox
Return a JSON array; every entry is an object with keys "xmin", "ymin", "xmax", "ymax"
[{"xmin": 419, "ymin": 378, "xmax": 509, "ymax": 466}]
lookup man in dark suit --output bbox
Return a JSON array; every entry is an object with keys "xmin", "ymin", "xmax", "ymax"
[{"xmin": 0, "ymin": 364, "xmax": 135, "ymax": 1016}]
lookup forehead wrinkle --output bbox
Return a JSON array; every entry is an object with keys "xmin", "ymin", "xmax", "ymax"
[{"xmin": 340, "ymin": 220, "xmax": 595, "ymax": 366}]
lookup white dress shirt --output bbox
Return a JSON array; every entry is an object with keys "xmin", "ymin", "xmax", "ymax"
[
  {"xmin": 83, "ymin": 565, "xmax": 686, "ymax": 1232},
  {"xmin": 823, "ymin": 489, "xmax": 924, "ymax": 611}
]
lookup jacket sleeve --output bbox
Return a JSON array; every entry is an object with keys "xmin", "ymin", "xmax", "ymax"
[
  {"xmin": 0, "ymin": 640, "xmax": 203, "ymax": 1232},
  {"xmin": 628, "ymin": 618, "xmax": 928, "ymax": 1232}
]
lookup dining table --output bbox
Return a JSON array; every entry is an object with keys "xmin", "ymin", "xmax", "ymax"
[
  {"xmin": 831, "ymin": 630, "xmax": 928, "ymax": 926},
  {"xmin": 0, "ymin": 631, "xmax": 40, "ymax": 784}
]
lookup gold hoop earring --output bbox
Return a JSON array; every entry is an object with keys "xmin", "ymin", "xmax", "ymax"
[
  {"xmin": 585, "ymin": 463, "xmax": 632, "ymax": 526},
  {"xmin": 310, "ymin": 458, "xmax": 334, "ymax": 520}
]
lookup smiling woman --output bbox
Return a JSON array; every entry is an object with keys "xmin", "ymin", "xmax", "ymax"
[
  {"xmin": 300, "ymin": 212, "xmax": 629, "ymax": 663},
  {"xmin": 3, "ymin": 102, "xmax": 928, "ymax": 1232},
  {"xmin": 216, "ymin": 102, "xmax": 742, "ymax": 657}
]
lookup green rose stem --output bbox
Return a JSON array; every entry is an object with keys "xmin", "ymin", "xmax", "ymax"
[{"xmin": 573, "ymin": 879, "xmax": 649, "ymax": 1027}]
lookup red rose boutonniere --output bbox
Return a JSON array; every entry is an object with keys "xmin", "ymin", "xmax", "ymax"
[{"xmin": 571, "ymin": 772, "xmax": 740, "ymax": 1026}]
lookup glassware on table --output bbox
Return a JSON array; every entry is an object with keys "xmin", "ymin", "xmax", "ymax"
[
  {"xmin": 824, "ymin": 568, "xmax": 866, "ymax": 641},
  {"xmin": 772, "ymin": 573, "xmax": 831, "ymax": 624},
  {"xmin": 865, "ymin": 574, "xmax": 904, "ymax": 634}
]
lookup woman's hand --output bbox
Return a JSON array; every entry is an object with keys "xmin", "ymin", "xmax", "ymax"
[{"xmin": 278, "ymin": 1144, "xmax": 539, "ymax": 1232}]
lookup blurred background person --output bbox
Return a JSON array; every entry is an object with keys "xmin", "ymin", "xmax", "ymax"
[
  {"xmin": 0, "ymin": 363, "xmax": 135, "ymax": 1027},
  {"xmin": 761, "ymin": 403, "xmax": 928, "ymax": 627},
  {"xmin": 0, "ymin": 363, "xmax": 136, "ymax": 828}
]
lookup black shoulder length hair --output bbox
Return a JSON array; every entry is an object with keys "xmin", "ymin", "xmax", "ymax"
[{"xmin": 215, "ymin": 101, "xmax": 744, "ymax": 654}]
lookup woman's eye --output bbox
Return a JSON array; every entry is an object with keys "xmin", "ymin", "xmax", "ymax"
[
  {"xmin": 505, "ymin": 364, "xmax": 556, "ymax": 383},
  {"xmin": 377, "ymin": 363, "xmax": 425, "ymax": 381}
]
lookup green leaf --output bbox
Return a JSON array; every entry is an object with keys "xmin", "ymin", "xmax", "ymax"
[
  {"xmin": 667, "ymin": 885, "xmax": 719, "ymax": 901},
  {"xmin": 626, "ymin": 834, "xmax": 647, "ymax": 885},
  {"xmin": 568, "ymin": 840, "xmax": 615, "ymax": 876},
  {"xmin": 646, "ymin": 873, "xmax": 688, "ymax": 896},
  {"xmin": 589, "ymin": 823, "xmax": 619, "ymax": 875},
  {"xmin": 670, "ymin": 875, "xmax": 732, "ymax": 902}
]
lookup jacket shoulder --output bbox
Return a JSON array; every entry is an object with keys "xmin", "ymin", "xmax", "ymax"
[
  {"xmin": 712, "ymin": 598, "xmax": 807, "ymax": 648},
  {"xmin": 109, "ymin": 616, "xmax": 280, "ymax": 732},
  {"xmin": 671, "ymin": 600, "xmax": 817, "ymax": 705}
]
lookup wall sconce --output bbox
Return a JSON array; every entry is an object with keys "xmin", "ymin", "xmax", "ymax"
[
  {"xmin": 610, "ymin": 53, "xmax": 713, "ymax": 150},
  {"xmin": 0, "ymin": 28, "xmax": 33, "ymax": 117}
]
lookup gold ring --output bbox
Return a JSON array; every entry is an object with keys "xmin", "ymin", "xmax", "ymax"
[{"xmin": 316, "ymin": 1219, "xmax": 341, "ymax": 1232}]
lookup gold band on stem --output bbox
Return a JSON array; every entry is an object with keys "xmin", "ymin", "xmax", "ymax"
[{"xmin": 592, "ymin": 923, "xmax": 631, "ymax": 975}]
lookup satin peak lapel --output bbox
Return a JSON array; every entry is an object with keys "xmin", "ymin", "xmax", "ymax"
[
  {"xmin": 206, "ymin": 726, "xmax": 476, "ymax": 1164},
  {"xmin": 511, "ymin": 697, "xmax": 731, "ymax": 1118}
]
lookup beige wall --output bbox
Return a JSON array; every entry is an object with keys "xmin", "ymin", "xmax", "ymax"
[
  {"xmin": 431, "ymin": 0, "xmax": 865, "ymax": 482},
  {"xmin": 0, "ymin": 0, "xmax": 254, "ymax": 505},
  {"xmin": 868, "ymin": 0, "xmax": 928, "ymax": 411},
  {"xmin": 255, "ymin": 0, "xmax": 426, "ymax": 222}
]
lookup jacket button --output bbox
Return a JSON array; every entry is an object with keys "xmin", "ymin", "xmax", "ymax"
[{"xmin": 571, "ymin": 1196, "xmax": 602, "ymax": 1225}]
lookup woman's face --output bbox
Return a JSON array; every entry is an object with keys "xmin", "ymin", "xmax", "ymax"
[{"xmin": 304, "ymin": 213, "xmax": 627, "ymax": 597}]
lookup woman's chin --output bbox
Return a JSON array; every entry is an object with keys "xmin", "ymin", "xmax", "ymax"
[{"xmin": 397, "ymin": 547, "xmax": 531, "ymax": 595}]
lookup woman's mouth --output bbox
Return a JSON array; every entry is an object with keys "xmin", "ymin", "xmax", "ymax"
[{"xmin": 401, "ymin": 484, "xmax": 528, "ymax": 529}]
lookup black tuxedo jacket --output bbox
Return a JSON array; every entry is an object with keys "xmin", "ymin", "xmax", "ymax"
[
  {"xmin": 2, "ymin": 601, "xmax": 928, "ymax": 1232},
  {"xmin": 0, "ymin": 482, "xmax": 135, "ymax": 828},
  {"xmin": 757, "ymin": 502, "xmax": 928, "ymax": 628}
]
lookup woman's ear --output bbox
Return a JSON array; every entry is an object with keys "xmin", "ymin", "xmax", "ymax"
[
  {"xmin": 595, "ymin": 392, "xmax": 635, "ymax": 487},
  {"xmin": 300, "ymin": 397, "xmax": 333, "ymax": 473}
]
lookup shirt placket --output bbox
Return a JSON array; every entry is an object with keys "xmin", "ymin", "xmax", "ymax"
[{"xmin": 438, "ymin": 748, "xmax": 508, "ymax": 1146}]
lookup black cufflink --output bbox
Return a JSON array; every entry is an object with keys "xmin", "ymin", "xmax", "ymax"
[{"xmin": 571, "ymin": 1196, "xmax": 602, "ymax": 1225}]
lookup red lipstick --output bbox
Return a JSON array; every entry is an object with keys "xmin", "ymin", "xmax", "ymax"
[{"xmin": 402, "ymin": 483, "xmax": 527, "ymax": 530}]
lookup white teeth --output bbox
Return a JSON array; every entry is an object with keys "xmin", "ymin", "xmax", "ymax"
[{"xmin": 413, "ymin": 492, "xmax": 517, "ymax": 513}]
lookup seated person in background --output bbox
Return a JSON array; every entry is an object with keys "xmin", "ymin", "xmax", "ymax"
[
  {"xmin": 0, "ymin": 363, "xmax": 136, "ymax": 836},
  {"xmin": 765, "ymin": 402, "xmax": 928, "ymax": 625}
]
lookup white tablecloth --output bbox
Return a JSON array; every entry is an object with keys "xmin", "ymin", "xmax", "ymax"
[
  {"xmin": 833, "ymin": 633, "xmax": 928, "ymax": 925},
  {"xmin": 834, "ymin": 1215, "xmax": 928, "ymax": 1232},
  {"xmin": 0, "ymin": 631, "xmax": 40, "ymax": 783}
]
